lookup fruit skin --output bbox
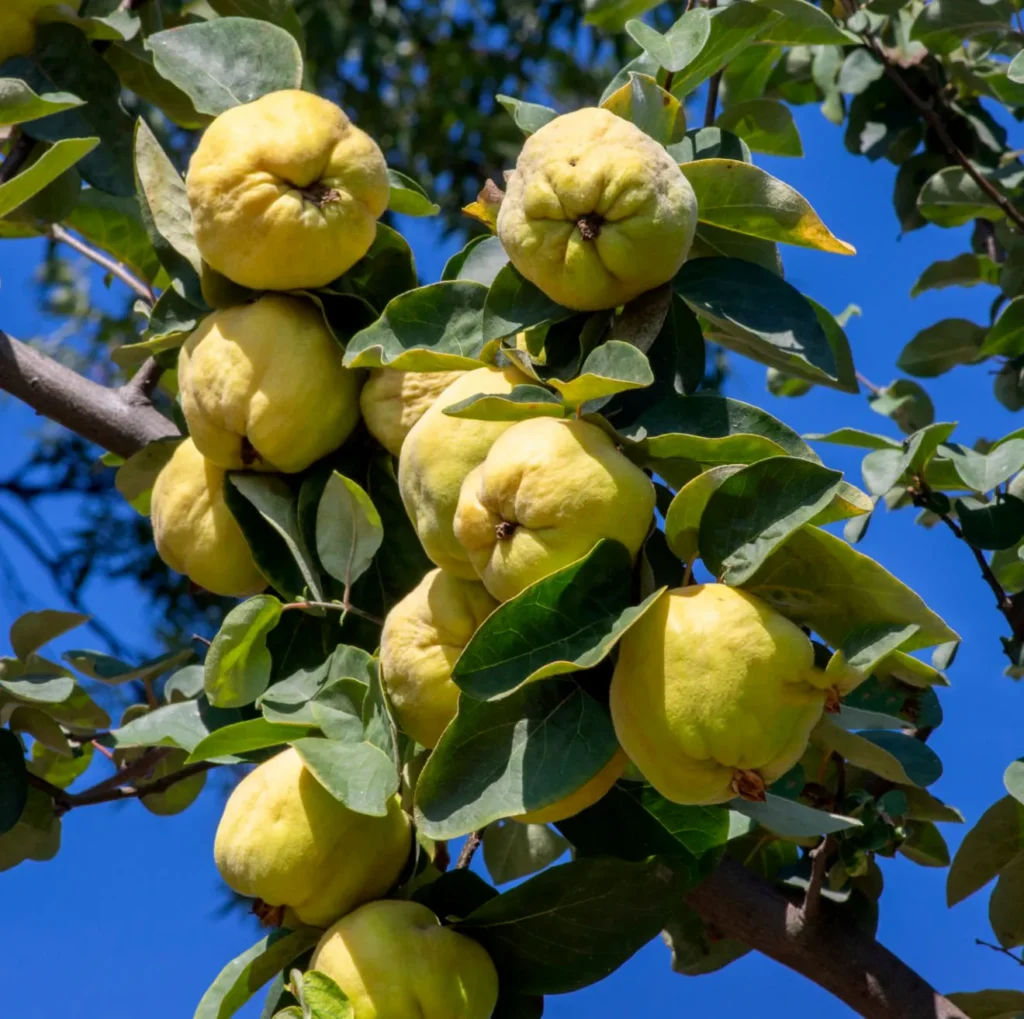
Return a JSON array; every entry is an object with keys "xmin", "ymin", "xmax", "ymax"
[
  {"xmin": 380, "ymin": 568, "xmax": 498, "ymax": 748},
  {"xmin": 497, "ymin": 107, "xmax": 697, "ymax": 311},
  {"xmin": 0, "ymin": 0, "xmax": 81, "ymax": 63},
  {"xmin": 454, "ymin": 417, "xmax": 655, "ymax": 601},
  {"xmin": 609, "ymin": 584, "xmax": 827, "ymax": 805},
  {"xmin": 311, "ymin": 899, "xmax": 499, "ymax": 1019},
  {"xmin": 515, "ymin": 750, "xmax": 627, "ymax": 824},
  {"xmin": 186, "ymin": 90, "xmax": 389, "ymax": 290},
  {"xmin": 399, "ymin": 365, "xmax": 530, "ymax": 577},
  {"xmin": 151, "ymin": 438, "xmax": 266, "ymax": 598},
  {"xmin": 360, "ymin": 368, "xmax": 464, "ymax": 456},
  {"xmin": 178, "ymin": 295, "xmax": 361, "ymax": 473},
  {"xmin": 214, "ymin": 747, "xmax": 411, "ymax": 929}
]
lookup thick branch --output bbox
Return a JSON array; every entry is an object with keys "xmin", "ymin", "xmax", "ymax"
[
  {"xmin": 689, "ymin": 859, "xmax": 969, "ymax": 1019},
  {"xmin": 0, "ymin": 331, "xmax": 178, "ymax": 458}
]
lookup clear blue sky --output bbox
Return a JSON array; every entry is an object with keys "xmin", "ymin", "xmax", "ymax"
[{"xmin": 1, "ymin": 100, "xmax": 1022, "ymax": 1017}]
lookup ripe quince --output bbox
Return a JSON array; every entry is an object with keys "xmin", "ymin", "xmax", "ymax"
[
  {"xmin": 186, "ymin": 90, "xmax": 389, "ymax": 290},
  {"xmin": 454, "ymin": 417, "xmax": 655, "ymax": 601},
  {"xmin": 311, "ymin": 900, "xmax": 499, "ymax": 1019},
  {"xmin": 497, "ymin": 107, "xmax": 697, "ymax": 311},
  {"xmin": 514, "ymin": 749, "xmax": 627, "ymax": 824},
  {"xmin": 380, "ymin": 568, "xmax": 498, "ymax": 748},
  {"xmin": 399, "ymin": 365, "xmax": 530, "ymax": 577},
  {"xmin": 360, "ymin": 368, "xmax": 464, "ymax": 456},
  {"xmin": 0, "ymin": 1, "xmax": 80, "ymax": 63},
  {"xmin": 151, "ymin": 438, "xmax": 266, "ymax": 598},
  {"xmin": 178, "ymin": 295, "xmax": 361, "ymax": 473},
  {"xmin": 610, "ymin": 584, "xmax": 828, "ymax": 805},
  {"xmin": 214, "ymin": 747, "xmax": 411, "ymax": 929}
]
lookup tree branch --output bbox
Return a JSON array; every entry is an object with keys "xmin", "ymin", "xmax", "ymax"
[
  {"xmin": 456, "ymin": 828, "xmax": 486, "ymax": 869},
  {"xmin": 688, "ymin": 859, "xmax": 970, "ymax": 1019},
  {"xmin": 0, "ymin": 331, "xmax": 179, "ymax": 458},
  {"xmin": 65, "ymin": 759, "xmax": 215, "ymax": 809},
  {"xmin": 49, "ymin": 224, "xmax": 156, "ymax": 306}
]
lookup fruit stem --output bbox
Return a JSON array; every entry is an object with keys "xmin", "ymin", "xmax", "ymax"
[
  {"xmin": 495, "ymin": 520, "xmax": 518, "ymax": 540},
  {"xmin": 299, "ymin": 183, "xmax": 343, "ymax": 208},
  {"xmin": 576, "ymin": 213, "xmax": 603, "ymax": 241}
]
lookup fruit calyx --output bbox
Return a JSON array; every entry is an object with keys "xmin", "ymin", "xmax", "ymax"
[
  {"xmin": 824, "ymin": 687, "xmax": 842, "ymax": 713},
  {"xmin": 300, "ymin": 182, "xmax": 343, "ymax": 208},
  {"xmin": 252, "ymin": 899, "xmax": 285, "ymax": 927},
  {"xmin": 731, "ymin": 769, "xmax": 767, "ymax": 802},
  {"xmin": 576, "ymin": 213, "xmax": 603, "ymax": 241},
  {"xmin": 240, "ymin": 436, "xmax": 262, "ymax": 467},
  {"xmin": 495, "ymin": 520, "xmax": 518, "ymax": 540}
]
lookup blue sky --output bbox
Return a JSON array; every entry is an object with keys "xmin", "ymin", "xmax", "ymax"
[{"xmin": 2, "ymin": 99, "xmax": 1022, "ymax": 1017}]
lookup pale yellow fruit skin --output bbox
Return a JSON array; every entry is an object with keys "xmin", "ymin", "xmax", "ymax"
[
  {"xmin": 178, "ymin": 295, "xmax": 361, "ymax": 473},
  {"xmin": 454, "ymin": 417, "xmax": 655, "ymax": 602},
  {"xmin": 150, "ymin": 438, "xmax": 266, "ymax": 598},
  {"xmin": 497, "ymin": 108, "xmax": 697, "ymax": 311},
  {"xmin": 380, "ymin": 568, "xmax": 498, "ymax": 748},
  {"xmin": 609, "ymin": 585, "xmax": 827, "ymax": 805},
  {"xmin": 360, "ymin": 368, "xmax": 464, "ymax": 456},
  {"xmin": 0, "ymin": 0, "xmax": 81, "ymax": 62},
  {"xmin": 214, "ymin": 747, "xmax": 411, "ymax": 929},
  {"xmin": 311, "ymin": 900, "xmax": 499, "ymax": 1019},
  {"xmin": 515, "ymin": 749, "xmax": 627, "ymax": 824},
  {"xmin": 186, "ymin": 90, "xmax": 389, "ymax": 290},
  {"xmin": 399, "ymin": 365, "xmax": 530, "ymax": 577}
]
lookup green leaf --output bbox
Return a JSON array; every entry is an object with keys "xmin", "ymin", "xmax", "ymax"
[
  {"xmin": 147, "ymin": 18, "xmax": 303, "ymax": 118},
  {"xmin": 292, "ymin": 970, "xmax": 354, "ymax": 1019},
  {"xmin": 980, "ymin": 296, "xmax": 1024, "ymax": 358},
  {"xmin": 947, "ymin": 796, "xmax": 1024, "ymax": 906},
  {"xmin": 902, "ymin": 786, "xmax": 964, "ymax": 824},
  {"xmin": 947, "ymin": 989, "xmax": 1024, "ymax": 1019},
  {"xmin": 0, "ymin": 79, "xmax": 82, "ymax": 125},
  {"xmin": 66, "ymin": 189, "xmax": 164, "ymax": 285},
  {"xmin": 483, "ymin": 264, "xmax": 573, "ymax": 343},
  {"xmin": 917, "ymin": 167, "xmax": 1006, "ymax": 227},
  {"xmin": 0, "ymin": 731, "xmax": 28, "ymax": 837},
  {"xmin": 63, "ymin": 647, "xmax": 192, "ymax": 685},
  {"xmin": 668, "ymin": 2, "xmax": 781, "ymax": 99},
  {"xmin": 716, "ymin": 99, "xmax": 803, "ymax": 157},
  {"xmin": 753, "ymin": 0, "xmax": 854, "ymax": 43},
  {"xmin": 910, "ymin": 0, "xmax": 1013, "ymax": 53},
  {"xmin": 942, "ymin": 441, "xmax": 1024, "ymax": 494},
  {"xmin": 955, "ymin": 496, "xmax": 1024, "ymax": 550},
  {"xmin": 815, "ymin": 720, "xmax": 942, "ymax": 786},
  {"xmin": 138, "ymin": 748, "xmax": 208, "ymax": 816},
  {"xmin": 227, "ymin": 474, "xmax": 323, "ymax": 602},
  {"xmin": 860, "ymin": 421, "xmax": 956, "ymax": 496},
  {"xmin": 548, "ymin": 341, "xmax": 654, "ymax": 405},
  {"xmin": 699, "ymin": 456, "xmax": 844, "ymax": 584},
  {"xmin": 0, "ymin": 786, "xmax": 59, "ymax": 872},
  {"xmin": 325, "ymin": 223, "xmax": 417, "ymax": 314},
  {"xmin": 805, "ymin": 428, "xmax": 901, "ymax": 451},
  {"xmin": 896, "ymin": 319, "xmax": 986, "ymax": 377},
  {"xmin": 483, "ymin": 821, "xmax": 570, "ymax": 885},
  {"xmin": 386, "ymin": 169, "xmax": 439, "ymax": 217},
  {"xmin": 1011, "ymin": 51, "xmax": 1024, "ymax": 85},
  {"xmin": 456, "ymin": 857, "xmax": 681, "ymax": 994},
  {"xmin": 29, "ymin": 740, "xmax": 91, "ymax": 789},
  {"xmin": 911, "ymin": 253, "xmax": 999, "ymax": 297},
  {"xmin": 991, "ymin": 851, "xmax": 1024, "ymax": 948},
  {"xmin": 625, "ymin": 10, "xmax": 711, "ymax": 72},
  {"xmin": 1006, "ymin": 759, "xmax": 1024, "ymax": 806},
  {"xmin": 206, "ymin": 0, "xmax": 306, "ymax": 50},
  {"xmin": 193, "ymin": 929, "xmax": 322, "ymax": 1019},
  {"xmin": 441, "ymin": 384, "xmax": 566, "ymax": 422},
  {"xmin": 104, "ymin": 38, "xmax": 207, "ymax": 130},
  {"xmin": 107, "ymin": 696, "xmax": 235, "ymax": 753},
  {"xmin": 669, "ymin": 126, "xmax": 752, "ymax": 164},
  {"xmin": 415, "ymin": 679, "xmax": 620, "ymax": 839},
  {"xmin": 9, "ymin": 610, "xmax": 88, "ymax": 660},
  {"xmin": 664, "ymin": 466, "xmax": 740, "ymax": 563},
  {"xmin": 601, "ymin": 73, "xmax": 686, "ymax": 146},
  {"xmin": 674, "ymin": 257, "xmax": 839, "ymax": 385},
  {"xmin": 115, "ymin": 437, "xmax": 181, "ymax": 516},
  {"xmin": 344, "ymin": 281, "xmax": 489, "ymax": 370},
  {"xmin": 315, "ymin": 473, "xmax": 384, "ymax": 592},
  {"xmin": 0, "ymin": 660, "xmax": 74, "ymax": 705},
  {"xmin": 742, "ymin": 524, "xmax": 957, "ymax": 650},
  {"xmin": 729, "ymin": 794, "xmax": 862, "ymax": 837},
  {"xmin": 688, "ymin": 222, "xmax": 783, "ymax": 276},
  {"xmin": 9, "ymin": 706, "xmax": 71, "ymax": 755},
  {"xmin": 898, "ymin": 821, "xmax": 951, "ymax": 867},
  {"xmin": 204, "ymin": 596, "xmax": 283, "ymax": 709},
  {"xmin": 453, "ymin": 540, "xmax": 663, "ymax": 699},
  {"xmin": 0, "ymin": 137, "xmax": 97, "ymax": 219},
  {"xmin": 292, "ymin": 737, "xmax": 399, "ymax": 817},
  {"xmin": 495, "ymin": 95, "xmax": 558, "ymax": 135},
  {"xmin": 679, "ymin": 159, "xmax": 854, "ymax": 256},
  {"xmin": 869, "ymin": 379, "xmax": 935, "ymax": 436},
  {"xmin": 187, "ymin": 718, "xmax": 317, "ymax": 764}
]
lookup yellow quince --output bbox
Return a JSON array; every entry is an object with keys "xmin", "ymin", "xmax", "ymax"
[
  {"xmin": 0, "ymin": 1, "xmax": 81, "ymax": 63},
  {"xmin": 186, "ymin": 90, "xmax": 389, "ymax": 290},
  {"xmin": 399, "ymin": 365, "xmax": 530, "ymax": 578},
  {"xmin": 454, "ymin": 417, "xmax": 655, "ymax": 602},
  {"xmin": 360, "ymin": 368, "xmax": 464, "ymax": 456},
  {"xmin": 178, "ymin": 295, "xmax": 361, "ymax": 473},
  {"xmin": 380, "ymin": 568, "xmax": 498, "ymax": 748},
  {"xmin": 311, "ymin": 900, "xmax": 499, "ymax": 1019},
  {"xmin": 610, "ymin": 584, "xmax": 829, "ymax": 805},
  {"xmin": 497, "ymin": 107, "xmax": 697, "ymax": 311},
  {"xmin": 214, "ymin": 747, "xmax": 411, "ymax": 929},
  {"xmin": 150, "ymin": 438, "xmax": 266, "ymax": 598},
  {"xmin": 514, "ymin": 750, "xmax": 627, "ymax": 824}
]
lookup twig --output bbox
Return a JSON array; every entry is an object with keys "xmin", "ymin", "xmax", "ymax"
[
  {"xmin": 802, "ymin": 836, "xmax": 833, "ymax": 926},
  {"xmin": 121, "ymin": 357, "xmax": 164, "ymax": 404},
  {"xmin": 91, "ymin": 740, "xmax": 115, "ymax": 761},
  {"xmin": 975, "ymin": 938, "xmax": 1024, "ymax": 966},
  {"xmin": 59, "ymin": 747, "xmax": 172, "ymax": 812},
  {"xmin": 48, "ymin": 224, "xmax": 156, "ymax": 306},
  {"xmin": 26, "ymin": 771, "xmax": 71, "ymax": 808},
  {"xmin": 456, "ymin": 828, "xmax": 486, "ymax": 869},
  {"xmin": 937, "ymin": 512, "xmax": 1018, "ymax": 626},
  {"xmin": 66, "ymin": 759, "xmax": 215, "ymax": 808},
  {"xmin": 703, "ymin": 0, "xmax": 721, "ymax": 128},
  {"xmin": 282, "ymin": 600, "xmax": 385, "ymax": 626},
  {"xmin": 856, "ymin": 371, "xmax": 882, "ymax": 396}
]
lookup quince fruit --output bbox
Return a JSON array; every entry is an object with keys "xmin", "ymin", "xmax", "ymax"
[
  {"xmin": 399, "ymin": 365, "xmax": 530, "ymax": 577},
  {"xmin": 0, "ymin": 1, "xmax": 80, "ymax": 63},
  {"xmin": 360, "ymin": 368, "xmax": 464, "ymax": 456},
  {"xmin": 186, "ymin": 90, "xmax": 389, "ymax": 290},
  {"xmin": 610, "ymin": 584, "xmax": 828, "ymax": 805},
  {"xmin": 151, "ymin": 438, "xmax": 266, "ymax": 598},
  {"xmin": 178, "ymin": 295, "xmax": 361, "ymax": 473},
  {"xmin": 311, "ymin": 899, "xmax": 499, "ymax": 1019},
  {"xmin": 214, "ymin": 747, "xmax": 411, "ymax": 929},
  {"xmin": 497, "ymin": 107, "xmax": 697, "ymax": 311},
  {"xmin": 514, "ymin": 749, "xmax": 627, "ymax": 824},
  {"xmin": 454, "ymin": 417, "xmax": 655, "ymax": 601},
  {"xmin": 380, "ymin": 568, "xmax": 498, "ymax": 748}
]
